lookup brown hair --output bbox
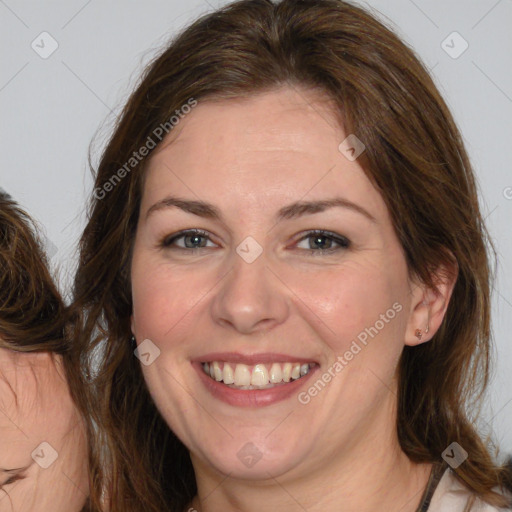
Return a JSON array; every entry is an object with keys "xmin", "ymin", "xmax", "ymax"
[
  {"xmin": 0, "ymin": 191, "xmax": 67, "ymax": 353},
  {"xmin": 0, "ymin": 190, "xmax": 91, "ymax": 510},
  {"xmin": 70, "ymin": 0, "xmax": 512, "ymax": 510}
]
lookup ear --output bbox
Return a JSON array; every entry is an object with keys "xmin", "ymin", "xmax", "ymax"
[
  {"xmin": 130, "ymin": 315, "xmax": 135, "ymax": 337},
  {"xmin": 405, "ymin": 259, "xmax": 458, "ymax": 347}
]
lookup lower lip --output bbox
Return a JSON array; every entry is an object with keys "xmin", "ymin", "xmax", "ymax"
[{"xmin": 193, "ymin": 363, "xmax": 318, "ymax": 408}]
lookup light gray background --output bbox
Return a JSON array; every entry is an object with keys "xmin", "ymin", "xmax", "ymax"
[{"xmin": 1, "ymin": 0, "xmax": 511, "ymax": 458}]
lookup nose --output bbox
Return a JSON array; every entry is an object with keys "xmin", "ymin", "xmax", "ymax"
[{"xmin": 210, "ymin": 249, "xmax": 289, "ymax": 335}]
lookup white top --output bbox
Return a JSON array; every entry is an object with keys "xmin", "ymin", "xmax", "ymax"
[{"xmin": 429, "ymin": 468, "xmax": 512, "ymax": 511}]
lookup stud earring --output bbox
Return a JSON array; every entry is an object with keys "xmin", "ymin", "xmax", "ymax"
[
  {"xmin": 130, "ymin": 335, "xmax": 136, "ymax": 348},
  {"xmin": 415, "ymin": 329, "xmax": 423, "ymax": 340}
]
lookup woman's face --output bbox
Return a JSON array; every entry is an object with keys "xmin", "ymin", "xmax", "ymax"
[
  {"xmin": 0, "ymin": 349, "xmax": 88, "ymax": 510},
  {"xmin": 131, "ymin": 87, "xmax": 422, "ymax": 480}
]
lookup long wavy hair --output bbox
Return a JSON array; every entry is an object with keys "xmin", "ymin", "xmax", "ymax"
[{"xmin": 69, "ymin": 0, "xmax": 512, "ymax": 510}]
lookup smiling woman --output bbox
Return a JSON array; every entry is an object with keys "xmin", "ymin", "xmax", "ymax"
[
  {"xmin": 0, "ymin": 191, "xmax": 89, "ymax": 511},
  {"xmin": 70, "ymin": 0, "xmax": 511, "ymax": 511}
]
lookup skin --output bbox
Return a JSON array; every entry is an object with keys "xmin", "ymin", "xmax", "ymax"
[
  {"xmin": 130, "ymin": 87, "xmax": 456, "ymax": 512},
  {"xmin": 0, "ymin": 348, "xmax": 88, "ymax": 511}
]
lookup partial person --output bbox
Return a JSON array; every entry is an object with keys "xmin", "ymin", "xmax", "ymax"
[{"xmin": 0, "ymin": 191, "xmax": 89, "ymax": 511}]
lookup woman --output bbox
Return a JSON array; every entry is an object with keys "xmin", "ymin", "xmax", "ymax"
[
  {"xmin": 71, "ymin": 0, "xmax": 512, "ymax": 510},
  {"xmin": 0, "ymin": 191, "xmax": 89, "ymax": 510}
]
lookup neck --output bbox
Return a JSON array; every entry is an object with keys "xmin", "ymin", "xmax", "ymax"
[{"xmin": 189, "ymin": 389, "xmax": 432, "ymax": 512}]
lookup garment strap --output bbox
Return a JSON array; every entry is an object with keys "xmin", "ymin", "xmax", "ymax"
[{"xmin": 415, "ymin": 462, "xmax": 448, "ymax": 512}]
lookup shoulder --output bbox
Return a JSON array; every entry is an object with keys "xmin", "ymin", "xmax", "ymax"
[{"xmin": 429, "ymin": 467, "xmax": 512, "ymax": 512}]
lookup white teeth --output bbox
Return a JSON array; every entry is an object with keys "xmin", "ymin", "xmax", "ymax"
[
  {"xmin": 282, "ymin": 363, "xmax": 292, "ymax": 382},
  {"xmin": 234, "ymin": 364, "xmax": 251, "ymax": 386},
  {"xmin": 269, "ymin": 363, "xmax": 282, "ymax": 383},
  {"xmin": 223, "ymin": 363, "xmax": 234, "ymax": 384},
  {"xmin": 202, "ymin": 361, "xmax": 314, "ymax": 387},
  {"xmin": 213, "ymin": 362, "xmax": 223, "ymax": 381},
  {"xmin": 251, "ymin": 364, "xmax": 269, "ymax": 386}
]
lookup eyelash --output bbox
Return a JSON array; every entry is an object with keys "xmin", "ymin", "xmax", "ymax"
[
  {"xmin": 160, "ymin": 229, "xmax": 350, "ymax": 255},
  {"xmin": 1, "ymin": 473, "xmax": 25, "ymax": 487}
]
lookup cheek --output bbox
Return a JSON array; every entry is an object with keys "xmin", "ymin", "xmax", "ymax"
[
  {"xmin": 131, "ymin": 258, "xmax": 205, "ymax": 339},
  {"xmin": 283, "ymin": 257, "xmax": 409, "ymax": 372}
]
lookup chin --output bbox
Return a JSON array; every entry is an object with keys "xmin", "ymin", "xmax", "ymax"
[{"xmin": 191, "ymin": 431, "xmax": 310, "ymax": 481}]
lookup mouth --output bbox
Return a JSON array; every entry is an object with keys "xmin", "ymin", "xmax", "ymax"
[
  {"xmin": 201, "ymin": 361, "xmax": 315, "ymax": 390},
  {"xmin": 193, "ymin": 354, "xmax": 319, "ymax": 407}
]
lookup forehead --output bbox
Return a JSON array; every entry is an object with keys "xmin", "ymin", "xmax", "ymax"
[
  {"xmin": 163, "ymin": 87, "xmax": 342, "ymax": 153},
  {"xmin": 143, "ymin": 87, "xmax": 385, "ymax": 218},
  {"xmin": 0, "ymin": 350, "xmax": 71, "ymax": 459},
  {"xmin": 0, "ymin": 350, "xmax": 45, "ymax": 428},
  {"xmin": 0, "ymin": 351, "xmax": 37, "ymax": 468}
]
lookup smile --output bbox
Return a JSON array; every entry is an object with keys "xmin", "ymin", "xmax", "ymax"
[{"xmin": 202, "ymin": 361, "xmax": 314, "ymax": 389}]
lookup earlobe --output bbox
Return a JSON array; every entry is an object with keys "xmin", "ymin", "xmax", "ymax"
[
  {"xmin": 414, "ymin": 301, "xmax": 431, "ymax": 340},
  {"xmin": 405, "ymin": 261, "xmax": 457, "ymax": 347},
  {"xmin": 408, "ymin": 304, "xmax": 431, "ymax": 346}
]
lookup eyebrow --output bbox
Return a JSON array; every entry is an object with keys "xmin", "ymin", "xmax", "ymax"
[{"xmin": 146, "ymin": 196, "xmax": 376, "ymax": 223}]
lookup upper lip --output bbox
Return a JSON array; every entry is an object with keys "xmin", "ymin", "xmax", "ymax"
[{"xmin": 192, "ymin": 352, "xmax": 318, "ymax": 365}]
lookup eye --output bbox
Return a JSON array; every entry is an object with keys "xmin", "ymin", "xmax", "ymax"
[
  {"xmin": 1, "ymin": 472, "xmax": 25, "ymax": 487},
  {"xmin": 294, "ymin": 230, "xmax": 350, "ymax": 255},
  {"xmin": 160, "ymin": 229, "xmax": 216, "ymax": 251},
  {"xmin": 158, "ymin": 228, "xmax": 350, "ymax": 256}
]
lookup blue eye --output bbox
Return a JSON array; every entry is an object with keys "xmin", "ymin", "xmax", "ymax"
[
  {"xmin": 161, "ymin": 229, "xmax": 214, "ymax": 250},
  {"xmin": 160, "ymin": 229, "xmax": 350, "ymax": 255},
  {"xmin": 295, "ymin": 230, "xmax": 350, "ymax": 254}
]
